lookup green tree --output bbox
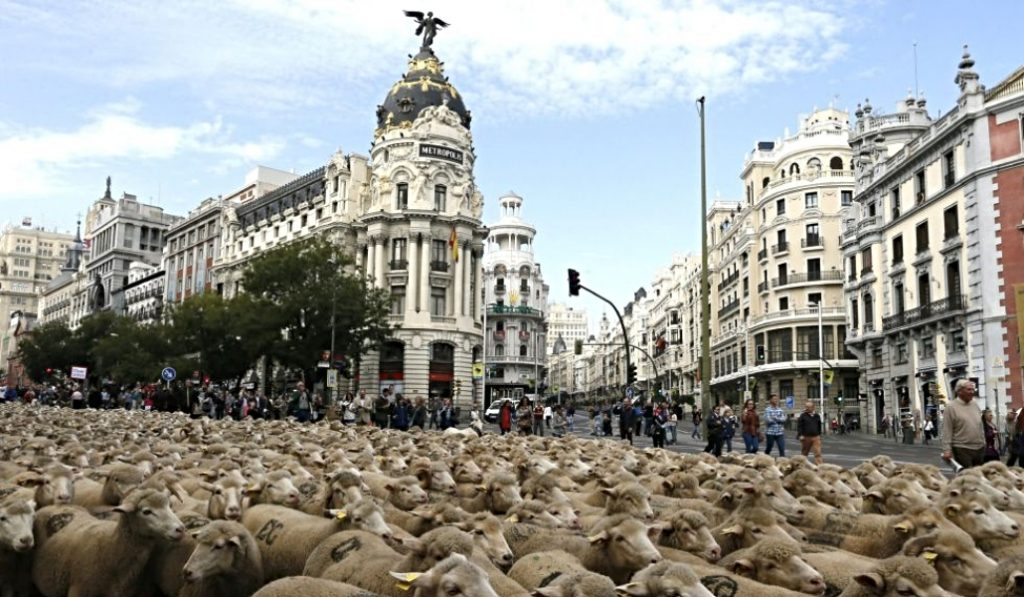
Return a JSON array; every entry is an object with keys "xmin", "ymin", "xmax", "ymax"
[
  {"xmin": 16, "ymin": 321, "xmax": 78, "ymax": 381},
  {"xmin": 241, "ymin": 237, "xmax": 394, "ymax": 381},
  {"xmin": 91, "ymin": 316, "xmax": 173, "ymax": 384}
]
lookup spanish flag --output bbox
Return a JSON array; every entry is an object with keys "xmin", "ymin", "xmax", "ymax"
[{"xmin": 449, "ymin": 226, "xmax": 459, "ymax": 263}]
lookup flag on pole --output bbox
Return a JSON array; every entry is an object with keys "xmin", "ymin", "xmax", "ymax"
[{"xmin": 449, "ymin": 226, "xmax": 459, "ymax": 263}]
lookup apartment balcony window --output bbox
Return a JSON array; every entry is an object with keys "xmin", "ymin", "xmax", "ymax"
[
  {"xmin": 920, "ymin": 336, "xmax": 935, "ymax": 359},
  {"xmin": 943, "ymin": 151, "xmax": 955, "ymax": 188},
  {"xmin": 916, "ymin": 221, "xmax": 930, "ymax": 254},
  {"xmin": 757, "ymin": 248, "xmax": 768, "ymax": 261},
  {"xmin": 894, "ymin": 342, "xmax": 908, "ymax": 365},
  {"xmin": 801, "ymin": 235, "xmax": 822, "ymax": 248},
  {"xmin": 772, "ymin": 241, "xmax": 790, "ymax": 255},
  {"xmin": 434, "ymin": 184, "xmax": 447, "ymax": 211},
  {"xmin": 944, "ymin": 205, "xmax": 959, "ymax": 239},
  {"xmin": 430, "ymin": 261, "xmax": 449, "ymax": 272},
  {"xmin": 949, "ymin": 328, "xmax": 966, "ymax": 353},
  {"xmin": 389, "ymin": 259, "xmax": 408, "ymax": 270},
  {"xmin": 520, "ymin": 279, "xmax": 529, "ymax": 292},
  {"xmin": 841, "ymin": 190, "xmax": 853, "ymax": 207},
  {"xmin": 396, "ymin": 183, "xmax": 409, "ymax": 209},
  {"xmin": 804, "ymin": 192, "xmax": 818, "ymax": 209},
  {"xmin": 776, "ymin": 199, "xmax": 786, "ymax": 216},
  {"xmin": 891, "ymin": 187, "xmax": 901, "ymax": 220},
  {"xmin": 892, "ymin": 236, "xmax": 904, "ymax": 264}
]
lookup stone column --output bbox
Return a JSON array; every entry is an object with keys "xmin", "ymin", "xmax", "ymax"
[
  {"xmin": 463, "ymin": 241, "xmax": 472, "ymax": 317},
  {"xmin": 375, "ymin": 237, "xmax": 386, "ymax": 288},
  {"xmin": 473, "ymin": 247, "xmax": 483, "ymax": 319},
  {"xmin": 453, "ymin": 235, "xmax": 463, "ymax": 318},
  {"xmin": 407, "ymin": 235, "xmax": 419, "ymax": 315},
  {"xmin": 420, "ymin": 235, "xmax": 431, "ymax": 315},
  {"xmin": 366, "ymin": 239, "xmax": 375, "ymax": 283}
]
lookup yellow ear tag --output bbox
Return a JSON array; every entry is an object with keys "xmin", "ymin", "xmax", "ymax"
[
  {"xmin": 922, "ymin": 550, "xmax": 938, "ymax": 562},
  {"xmin": 335, "ymin": 511, "xmax": 347, "ymax": 521},
  {"xmin": 394, "ymin": 572, "xmax": 422, "ymax": 591}
]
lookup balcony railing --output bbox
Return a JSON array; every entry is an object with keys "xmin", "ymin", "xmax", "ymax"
[
  {"xmin": 944, "ymin": 172, "xmax": 955, "ymax": 188},
  {"xmin": 882, "ymin": 294, "xmax": 967, "ymax": 331},
  {"xmin": 801, "ymin": 236, "xmax": 823, "ymax": 248},
  {"xmin": 718, "ymin": 299, "xmax": 740, "ymax": 318},
  {"xmin": 486, "ymin": 304, "xmax": 543, "ymax": 317},
  {"xmin": 494, "ymin": 284, "xmax": 506, "ymax": 294},
  {"xmin": 486, "ymin": 355, "xmax": 543, "ymax": 365},
  {"xmin": 430, "ymin": 260, "xmax": 449, "ymax": 272},
  {"xmin": 771, "ymin": 270, "xmax": 842, "ymax": 288},
  {"xmin": 771, "ymin": 241, "xmax": 790, "ymax": 255},
  {"xmin": 749, "ymin": 306, "xmax": 845, "ymax": 326},
  {"xmin": 757, "ymin": 281, "xmax": 769, "ymax": 293},
  {"xmin": 757, "ymin": 248, "xmax": 768, "ymax": 261},
  {"xmin": 389, "ymin": 259, "xmax": 408, "ymax": 270},
  {"xmin": 717, "ymin": 270, "xmax": 740, "ymax": 290}
]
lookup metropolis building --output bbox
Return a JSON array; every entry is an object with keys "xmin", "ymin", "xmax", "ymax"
[
  {"xmin": 482, "ymin": 192, "xmax": 549, "ymax": 405},
  {"xmin": 212, "ymin": 39, "xmax": 487, "ymax": 406}
]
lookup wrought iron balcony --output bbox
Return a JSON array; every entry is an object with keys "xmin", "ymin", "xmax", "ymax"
[
  {"xmin": 430, "ymin": 260, "xmax": 449, "ymax": 272},
  {"xmin": 757, "ymin": 281, "xmax": 769, "ymax": 293},
  {"xmin": 757, "ymin": 248, "xmax": 768, "ymax": 261},
  {"xmin": 389, "ymin": 259, "xmax": 408, "ymax": 270},
  {"xmin": 718, "ymin": 299, "xmax": 740, "ymax": 318},
  {"xmin": 882, "ymin": 294, "xmax": 967, "ymax": 332},
  {"xmin": 717, "ymin": 270, "xmax": 740, "ymax": 290},
  {"xmin": 771, "ymin": 241, "xmax": 790, "ymax": 255},
  {"xmin": 772, "ymin": 270, "xmax": 842, "ymax": 288},
  {"xmin": 801, "ymin": 236, "xmax": 823, "ymax": 249}
]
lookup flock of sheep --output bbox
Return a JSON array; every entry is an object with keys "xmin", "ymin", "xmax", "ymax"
[{"xmin": 2, "ymin": 404, "xmax": 1024, "ymax": 596}]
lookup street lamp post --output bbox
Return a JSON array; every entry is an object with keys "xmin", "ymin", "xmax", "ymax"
[{"xmin": 697, "ymin": 96, "xmax": 711, "ymax": 420}]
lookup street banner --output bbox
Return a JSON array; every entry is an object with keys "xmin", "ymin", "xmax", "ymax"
[{"xmin": 70, "ymin": 366, "xmax": 87, "ymax": 380}]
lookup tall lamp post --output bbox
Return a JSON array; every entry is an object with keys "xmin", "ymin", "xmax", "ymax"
[{"xmin": 697, "ymin": 97, "xmax": 712, "ymax": 419}]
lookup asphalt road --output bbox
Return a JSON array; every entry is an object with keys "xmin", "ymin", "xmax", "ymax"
[{"xmin": 484, "ymin": 413, "xmax": 956, "ymax": 470}]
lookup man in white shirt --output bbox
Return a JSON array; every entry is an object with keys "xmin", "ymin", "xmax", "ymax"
[
  {"xmin": 543, "ymin": 405, "xmax": 553, "ymax": 429},
  {"xmin": 70, "ymin": 387, "xmax": 85, "ymax": 410}
]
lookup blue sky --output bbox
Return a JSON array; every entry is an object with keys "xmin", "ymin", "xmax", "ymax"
[{"xmin": 1, "ymin": 0, "xmax": 1021, "ymax": 327}]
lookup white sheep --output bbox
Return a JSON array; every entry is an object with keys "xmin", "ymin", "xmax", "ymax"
[
  {"xmin": 0, "ymin": 496, "xmax": 36, "ymax": 597},
  {"xmin": 179, "ymin": 520, "xmax": 264, "ymax": 597},
  {"xmin": 251, "ymin": 576, "xmax": 381, "ymax": 596}
]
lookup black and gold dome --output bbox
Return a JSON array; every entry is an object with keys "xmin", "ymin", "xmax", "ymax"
[{"xmin": 376, "ymin": 48, "xmax": 471, "ymax": 134}]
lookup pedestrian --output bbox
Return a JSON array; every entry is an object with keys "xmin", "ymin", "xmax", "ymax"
[
  {"xmin": 652, "ymin": 405, "xmax": 667, "ymax": 448},
  {"xmin": 552, "ymin": 406, "xmax": 567, "ymax": 437},
  {"xmin": 491, "ymin": 400, "xmax": 508, "ymax": 435},
  {"xmin": 942, "ymin": 379, "xmax": 985, "ymax": 469},
  {"xmin": 797, "ymin": 400, "xmax": 824, "ymax": 464},
  {"xmin": 374, "ymin": 391, "xmax": 391, "ymax": 428},
  {"xmin": 602, "ymin": 403, "xmax": 613, "ymax": 436},
  {"xmin": 691, "ymin": 408, "xmax": 703, "ymax": 439},
  {"xmin": 532, "ymin": 402, "xmax": 545, "ymax": 436},
  {"xmin": 764, "ymin": 394, "xmax": 787, "ymax": 457},
  {"xmin": 721, "ymin": 407, "xmax": 737, "ymax": 452},
  {"xmin": 392, "ymin": 395, "xmax": 410, "ymax": 431},
  {"xmin": 427, "ymin": 396, "xmax": 438, "ymax": 429},
  {"xmin": 1008, "ymin": 409, "xmax": 1024, "ymax": 467},
  {"xmin": 411, "ymin": 396, "xmax": 427, "ymax": 429},
  {"xmin": 983, "ymin": 408, "xmax": 1002, "ymax": 463},
  {"xmin": 703, "ymin": 405, "xmax": 724, "ymax": 457},
  {"xmin": 666, "ymin": 408, "xmax": 678, "ymax": 445},
  {"xmin": 741, "ymin": 399, "xmax": 760, "ymax": 453},
  {"xmin": 71, "ymin": 386, "xmax": 85, "ymax": 410},
  {"xmin": 517, "ymin": 399, "xmax": 533, "ymax": 435},
  {"xmin": 881, "ymin": 414, "xmax": 891, "ymax": 438},
  {"xmin": 543, "ymin": 404, "xmax": 553, "ymax": 429},
  {"xmin": 591, "ymin": 405, "xmax": 603, "ymax": 436},
  {"xmin": 619, "ymin": 398, "xmax": 635, "ymax": 445},
  {"xmin": 566, "ymin": 403, "xmax": 576, "ymax": 433},
  {"xmin": 438, "ymin": 398, "xmax": 456, "ymax": 430},
  {"xmin": 289, "ymin": 381, "xmax": 312, "ymax": 423},
  {"xmin": 923, "ymin": 416, "xmax": 934, "ymax": 445},
  {"xmin": 643, "ymin": 402, "xmax": 655, "ymax": 436}
]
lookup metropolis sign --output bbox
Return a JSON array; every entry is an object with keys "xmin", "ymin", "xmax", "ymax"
[{"xmin": 419, "ymin": 143, "xmax": 464, "ymax": 164}]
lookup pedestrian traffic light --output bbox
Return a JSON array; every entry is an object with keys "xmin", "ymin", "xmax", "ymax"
[
  {"xmin": 574, "ymin": 340, "xmax": 583, "ymax": 355},
  {"xmin": 756, "ymin": 345, "xmax": 765, "ymax": 362},
  {"xmin": 626, "ymin": 363, "xmax": 637, "ymax": 385},
  {"xmin": 568, "ymin": 268, "xmax": 581, "ymax": 296}
]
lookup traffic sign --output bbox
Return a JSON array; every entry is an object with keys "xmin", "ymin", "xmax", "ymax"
[
  {"xmin": 785, "ymin": 396, "xmax": 795, "ymax": 409},
  {"xmin": 326, "ymin": 369, "xmax": 338, "ymax": 389},
  {"xmin": 70, "ymin": 366, "xmax": 87, "ymax": 380},
  {"xmin": 472, "ymin": 363, "xmax": 484, "ymax": 379},
  {"xmin": 161, "ymin": 367, "xmax": 177, "ymax": 382},
  {"xmin": 626, "ymin": 386, "xmax": 634, "ymax": 399}
]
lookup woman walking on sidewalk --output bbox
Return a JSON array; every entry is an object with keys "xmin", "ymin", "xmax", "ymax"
[
  {"xmin": 741, "ymin": 399, "xmax": 760, "ymax": 453},
  {"xmin": 691, "ymin": 408, "xmax": 703, "ymax": 440}
]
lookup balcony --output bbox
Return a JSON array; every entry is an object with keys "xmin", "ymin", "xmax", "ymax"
[
  {"xmin": 430, "ymin": 260, "xmax": 449, "ymax": 272},
  {"xmin": 486, "ymin": 304, "xmax": 544, "ymax": 318},
  {"xmin": 857, "ymin": 216, "xmax": 879, "ymax": 231},
  {"xmin": 757, "ymin": 248, "xmax": 768, "ymax": 261},
  {"xmin": 750, "ymin": 306, "xmax": 845, "ymax": 326},
  {"xmin": 757, "ymin": 281, "xmax": 770, "ymax": 293},
  {"xmin": 718, "ymin": 299, "xmax": 740, "ymax": 319},
  {"xmin": 771, "ymin": 241, "xmax": 790, "ymax": 255},
  {"xmin": 717, "ymin": 270, "xmax": 740, "ymax": 290},
  {"xmin": 389, "ymin": 259, "xmax": 408, "ymax": 270},
  {"xmin": 882, "ymin": 294, "xmax": 967, "ymax": 332},
  {"xmin": 494, "ymin": 284, "xmax": 506, "ymax": 295},
  {"xmin": 486, "ymin": 354, "xmax": 543, "ymax": 365},
  {"xmin": 801, "ymin": 236, "xmax": 823, "ymax": 249},
  {"xmin": 772, "ymin": 270, "xmax": 842, "ymax": 288},
  {"xmin": 493, "ymin": 329, "xmax": 506, "ymax": 341}
]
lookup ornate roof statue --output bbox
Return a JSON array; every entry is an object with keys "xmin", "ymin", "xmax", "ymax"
[{"xmin": 403, "ymin": 10, "xmax": 449, "ymax": 50}]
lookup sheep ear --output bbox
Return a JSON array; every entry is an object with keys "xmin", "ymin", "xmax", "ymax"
[
  {"xmin": 113, "ymin": 501, "xmax": 136, "ymax": 514},
  {"xmin": 854, "ymin": 573, "xmax": 885, "ymax": 591},
  {"xmin": 198, "ymin": 481, "xmax": 216, "ymax": 493},
  {"xmin": 647, "ymin": 523, "xmax": 665, "ymax": 539},
  {"xmin": 864, "ymin": 490, "xmax": 884, "ymax": 502},
  {"xmin": 892, "ymin": 520, "xmax": 912, "ymax": 533},
  {"xmin": 661, "ymin": 479, "xmax": 674, "ymax": 491},
  {"xmin": 615, "ymin": 581, "xmax": 651, "ymax": 596},
  {"xmin": 587, "ymin": 530, "xmax": 609, "ymax": 544},
  {"xmin": 227, "ymin": 535, "xmax": 243, "ymax": 548},
  {"xmin": 600, "ymin": 487, "xmax": 618, "ymax": 498},
  {"xmin": 729, "ymin": 558, "xmax": 756, "ymax": 577},
  {"xmin": 720, "ymin": 524, "xmax": 743, "ymax": 536}
]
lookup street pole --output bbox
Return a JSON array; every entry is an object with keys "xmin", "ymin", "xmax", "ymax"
[
  {"xmin": 698, "ymin": 96, "xmax": 711, "ymax": 419},
  {"xmin": 330, "ymin": 287, "xmax": 337, "ymax": 407},
  {"xmin": 818, "ymin": 303, "xmax": 825, "ymax": 419},
  {"xmin": 744, "ymin": 316, "xmax": 751, "ymax": 403},
  {"xmin": 482, "ymin": 302, "xmax": 487, "ymax": 406},
  {"xmin": 533, "ymin": 330, "xmax": 538, "ymax": 403}
]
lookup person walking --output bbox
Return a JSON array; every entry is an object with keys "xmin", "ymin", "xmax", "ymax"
[
  {"xmin": 552, "ymin": 406, "xmax": 567, "ymax": 437},
  {"xmin": 602, "ymin": 402, "xmax": 613, "ymax": 436},
  {"xmin": 643, "ymin": 402, "xmax": 655, "ymax": 437},
  {"xmin": 499, "ymin": 400, "xmax": 513, "ymax": 435},
  {"xmin": 923, "ymin": 416, "xmax": 935, "ymax": 445},
  {"xmin": 942, "ymin": 379, "xmax": 985, "ymax": 468},
  {"xmin": 543, "ymin": 404, "xmax": 553, "ymax": 429},
  {"xmin": 691, "ymin": 408, "xmax": 703, "ymax": 439},
  {"xmin": 764, "ymin": 394, "xmax": 787, "ymax": 457},
  {"xmin": 1008, "ymin": 409, "xmax": 1024, "ymax": 467},
  {"xmin": 517, "ymin": 399, "xmax": 533, "ymax": 435},
  {"xmin": 288, "ymin": 382, "xmax": 312, "ymax": 423},
  {"xmin": 591, "ymin": 405, "xmax": 603, "ymax": 436},
  {"xmin": 741, "ymin": 399, "xmax": 760, "ymax": 453},
  {"xmin": 722, "ymin": 407, "xmax": 737, "ymax": 453},
  {"xmin": 666, "ymin": 408, "xmax": 678, "ymax": 445},
  {"xmin": 531, "ymin": 402, "xmax": 545, "ymax": 436},
  {"xmin": 438, "ymin": 398, "xmax": 456, "ymax": 430},
  {"xmin": 983, "ymin": 409, "xmax": 1002, "ymax": 463},
  {"xmin": 703, "ymin": 405, "xmax": 724, "ymax": 457},
  {"xmin": 393, "ymin": 396, "xmax": 410, "ymax": 431},
  {"xmin": 619, "ymin": 398, "xmax": 635, "ymax": 445},
  {"xmin": 652, "ymin": 405, "xmax": 667, "ymax": 448},
  {"xmin": 566, "ymin": 403, "xmax": 576, "ymax": 433},
  {"xmin": 797, "ymin": 400, "xmax": 824, "ymax": 464}
]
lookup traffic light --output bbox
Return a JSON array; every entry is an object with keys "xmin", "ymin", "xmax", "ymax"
[
  {"xmin": 755, "ymin": 345, "xmax": 766, "ymax": 363},
  {"xmin": 568, "ymin": 268, "xmax": 581, "ymax": 296},
  {"xmin": 574, "ymin": 340, "xmax": 583, "ymax": 355},
  {"xmin": 626, "ymin": 363, "xmax": 637, "ymax": 385}
]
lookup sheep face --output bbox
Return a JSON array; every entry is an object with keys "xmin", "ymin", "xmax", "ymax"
[
  {"xmin": 663, "ymin": 514, "xmax": 720, "ymax": 562},
  {"xmin": 463, "ymin": 515, "xmax": 513, "ymax": 568},
  {"xmin": 486, "ymin": 478, "xmax": 524, "ymax": 514},
  {"xmin": 386, "ymin": 477, "xmax": 430, "ymax": 510},
  {"xmin": 203, "ymin": 477, "xmax": 245, "ymax": 521},
  {"xmin": 904, "ymin": 532, "xmax": 996, "ymax": 596},
  {"xmin": 602, "ymin": 484, "xmax": 654, "ymax": 520},
  {"xmin": 865, "ymin": 480, "xmax": 930, "ymax": 514},
  {"xmin": 588, "ymin": 519, "xmax": 663, "ymax": 572},
  {"xmin": 944, "ymin": 495, "xmax": 1021, "ymax": 541},
  {"xmin": 391, "ymin": 553, "xmax": 499, "ymax": 597},
  {"xmin": 252, "ymin": 473, "xmax": 301, "ymax": 507},
  {"xmin": 453, "ymin": 460, "xmax": 484, "ymax": 484},
  {"xmin": 728, "ymin": 543, "xmax": 824, "ymax": 595},
  {"xmin": 182, "ymin": 525, "xmax": 248, "ymax": 583},
  {"xmin": 116, "ymin": 490, "xmax": 185, "ymax": 542},
  {"xmin": 33, "ymin": 464, "xmax": 77, "ymax": 506},
  {"xmin": 535, "ymin": 572, "xmax": 618, "ymax": 597},
  {"xmin": 853, "ymin": 556, "xmax": 950, "ymax": 597},
  {"xmin": 0, "ymin": 498, "xmax": 35, "ymax": 552},
  {"xmin": 506, "ymin": 501, "xmax": 564, "ymax": 528},
  {"xmin": 618, "ymin": 562, "xmax": 715, "ymax": 597},
  {"xmin": 546, "ymin": 501, "xmax": 581, "ymax": 530}
]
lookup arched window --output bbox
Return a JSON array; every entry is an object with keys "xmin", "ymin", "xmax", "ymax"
[
  {"xmin": 396, "ymin": 183, "xmax": 409, "ymax": 209},
  {"xmin": 807, "ymin": 157, "xmax": 822, "ymax": 171},
  {"xmin": 495, "ymin": 344, "xmax": 505, "ymax": 357},
  {"xmin": 830, "ymin": 156, "xmax": 844, "ymax": 170},
  {"xmin": 434, "ymin": 185, "xmax": 447, "ymax": 211},
  {"xmin": 519, "ymin": 345, "xmax": 528, "ymax": 356},
  {"xmin": 789, "ymin": 163, "xmax": 800, "ymax": 175},
  {"xmin": 762, "ymin": 177, "xmax": 770, "ymax": 189}
]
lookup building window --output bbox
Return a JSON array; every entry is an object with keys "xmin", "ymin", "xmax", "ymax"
[
  {"xmin": 779, "ymin": 296, "xmax": 789, "ymax": 311},
  {"xmin": 847, "ymin": 255, "xmax": 857, "ymax": 281},
  {"xmin": 779, "ymin": 379, "xmax": 794, "ymax": 401},
  {"xmin": 920, "ymin": 336, "xmax": 935, "ymax": 359},
  {"xmin": 430, "ymin": 287, "xmax": 446, "ymax": 316},
  {"xmin": 391, "ymin": 238, "xmax": 407, "ymax": 267},
  {"xmin": 808, "ymin": 292, "xmax": 821, "ymax": 306},
  {"xmin": 797, "ymin": 327, "xmax": 820, "ymax": 359},
  {"xmin": 863, "ymin": 294, "xmax": 874, "ymax": 330},
  {"xmin": 872, "ymin": 348, "xmax": 883, "ymax": 369},
  {"xmin": 390, "ymin": 286, "xmax": 405, "ymax": 315},
  {"xmin": 860, "ymin": 248, "xmax": 872, "ymax": 274},
  {"xmin": 891, "ymin": 187, "xmax": 901, "ymax": 220},
  {"xmin": 431, "ymin": 239, "xmax": 447, "ymax": 264},
  {"xmin": 776, "ymin": 198, "xmax": 786, "ymax": 216},
  {"xmin": 949, "ymin": 329, "xmax": 966, "ymax": 353},
  {"xmin": 915, "ymin": 170, "xmax": 926, "ymax": 203},
  {"xmin": 943, "ymin": 150, "xmax": 955, "ymax": 187},
  {"xmin": 805, "ymin": 223, "xmax": 820, "ymax": 247},
  {"xmin": 396, "ymin": 183, "xmax": 409, "ymax": 209},
  {"xmin": 841, "ymin": 190, "xmax": 853, "ymax": 206},
  {"xmin": 494, "ymin": 344, "xmax": 504, "ymax": 357},
  {"xmin": 868, "ymin": 202, "xmax": 877, "ymax": 218},
  {"xmin": 916, "ymin": 221, "xmax": 929, "ymax": 253},
  {"xmin": 300, "ymin": 215, "xmax": 308, "ymax": 228},
  {"xmin": 851, "ymin": 298, "xmax": 859, "ymax": 328},
  {"xmin": 894, "ymin": 342, "xmax": 908, "ymax": 365},
  {"xmin": 519, "ymin": 344, "xmax": 528, "ymax": 357},
  {"xmin": 944, "ymin": 206, "xmax": 959, "ymax": 239},
  {"xmin": 894, "ymin": 282, "xmax": 905, "ymax": 314},
  {"xmin": 830, "ymin": 156, "xmax": 844, "ymax": 170},
  {"xmin": 434, "ymin": 185, "xmax": 446, "ymax": 211},
  {"xmin": 316, "ymin": 208, "xmax": 323, "ymax": 220},
  {"xmin": 892, "ymin": 236, "xmax": 904, "ymax": 264},
  {"xmin": 804, "ymin": 192, "xmax": 818, "ymax": 209}
]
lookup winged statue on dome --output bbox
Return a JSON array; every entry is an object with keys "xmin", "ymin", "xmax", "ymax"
[{"xmin": 403, "ymin": 10, "xmax": 449, "ymax": 49}]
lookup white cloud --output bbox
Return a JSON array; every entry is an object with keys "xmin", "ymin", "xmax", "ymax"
[
  {"xmin": 0, "ymin": 100, "xmax": 285, "ymax": 199},
  {"xmin": 3, "ymin": 0, "xmax": 849, "ymax": 120}
]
